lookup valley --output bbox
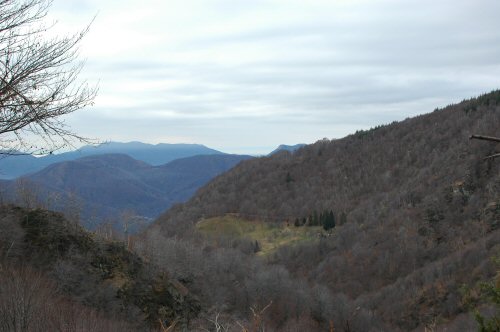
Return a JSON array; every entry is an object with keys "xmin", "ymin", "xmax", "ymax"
[
  {"xmin": 0, "ymin": 152, "xmax": 252, "ymax": 228},
  {"xmin": 1, "ymin": 1, "xmax": 499, "ymax": 330},
  {"xmin": 2, "ymin": 91, "xmax": 500, "ymax": 331}
]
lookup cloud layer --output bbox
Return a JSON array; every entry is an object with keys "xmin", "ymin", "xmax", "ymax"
[{"xmin": 52, "ymin": 0, "xmax": 500, "ymax": 153}]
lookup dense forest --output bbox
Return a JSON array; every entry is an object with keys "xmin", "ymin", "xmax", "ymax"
[
  {"xmin": 3, "ymin": 0, "xmax": 498, "ymax": 330},
  {"xmin": 0, "ymin": 153, "xmax": 252, "ymax": 225},
  {"xmin": 145, "ymin": 90, "xmax": 500, "ymax": 331},
  {"xmin": 1, "ymin": 91, "xmax": 500, "ymax": 331}
]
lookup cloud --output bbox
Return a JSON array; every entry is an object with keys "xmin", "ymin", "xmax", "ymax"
[{"xmin": 52, "ymin": 0, "xmax": 500, "ymax": 153}]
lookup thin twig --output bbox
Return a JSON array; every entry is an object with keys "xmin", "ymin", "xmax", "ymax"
[
  {"xmin": 4, "ymin": 240, "xmax": 14, "ymax": 258},
  {"xmin": 484, "ymin": 153, "xmax": 500, "ymax": 160},
  {"xmin": 470, "ymin": 134, "xmax": 500, "ymax": 143}
]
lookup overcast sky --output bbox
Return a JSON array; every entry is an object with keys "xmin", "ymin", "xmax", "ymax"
[{"xmin": 49, "ymin": 0, "xmax": 500, "ymax": 154}]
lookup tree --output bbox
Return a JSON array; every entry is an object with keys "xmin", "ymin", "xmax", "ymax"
[
  {"xmin": 61, "ymin": 190, "xmax": 83, "ymax": 224},
  {"xmin": 468, "ymin": 256, "xmax": 500, "ymax": 332},
  {"xmin": 0, "ymin": 0, "xmax": 97, "ymax": 155},
  {"xmin": 14, "ymin": 177, "xmax": 41, "ymax": 209},
  {"xmin": 119, "ymin": 209, "xmax": 149, "ymax": 250},
  {"xmin": 323, "ymin": 210, "xmax": 335, "ymax": 231}
]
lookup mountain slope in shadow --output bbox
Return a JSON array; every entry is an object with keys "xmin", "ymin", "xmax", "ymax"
[
  {"xmin": 0, "ymin": 142, "xmax": 223, "ymax": 179},
  {"xmin": 4, "ymin": 153, "xmax": 252, "ymax": 226}
]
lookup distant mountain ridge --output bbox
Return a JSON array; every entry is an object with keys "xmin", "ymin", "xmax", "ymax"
[
  {"xmin": 75, "ymin": 142, "xmax": 223, "ymax": 165},
  {"xmin": 0, "ymin": 141, "xmax": 223, "ymax": 179},
  {"xmin": 269, "ymin": 143, "xmax": 306, "ymax": 155},
  {"xmin": 2, "ymin": 153, "xmax": 252, "ymax": 226}
]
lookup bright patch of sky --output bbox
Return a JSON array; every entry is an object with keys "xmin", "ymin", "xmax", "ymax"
[{"xmin": 50, "ymin": 0, "xmax": 500, "ymax": 154}]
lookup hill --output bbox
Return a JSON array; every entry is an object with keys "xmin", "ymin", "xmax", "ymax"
[
  {"xmin": 0, "ymin": 206, "xmax": 199, "ymax": 330},
  {"xmin": 2, "ymin": 153, "xmax": 252, "ymax": 227},
  {"xmin": 0, "ymin": 153, "xmax": 40, "ymax": 179},
  {"xmin": 150, "ymin": 90, "xmax": 500, "ymax": 330},
  {"xmin": 74, "ymin": 141, "xmax": 223, "ymax": 165},
  {"xmin": 0, "ymin": 141, "xmax": 223, "ymax": 179}
]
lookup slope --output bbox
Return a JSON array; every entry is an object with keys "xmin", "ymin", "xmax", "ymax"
[
  {"xmin": 268, "ymin": 143, "xmax": 306, "ymax": 155},
  {"xmin": 152, "ymin": 90, "xmax": 500, "ymax": 330},
  {"xmin": 2, "ymin": 153, "xmax": 252, "ymax": 227},
  {"xmin": 73, "ymin": 141, "xmax": 223, "ymax": 165},
  {"xmin": 0, "ymin": 153, "xmax": 39, "ymax": 179},
  {"xmin": 0, "ymin": 141, "xmax": 223, "ymax": 179},
  {"xmin": 0, "ymin": 206, "xmax": 199, "ymax": 330}
]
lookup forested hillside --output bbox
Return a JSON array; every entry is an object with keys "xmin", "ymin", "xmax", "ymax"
[
  {"xmin": 2, "ymin": 91, "xmax": 499, "ymax": 331},
  {"xmin": 0, "ymin": 206, "xmax": 199, "ymax": 331},
  {"xmin": 146, "ymin": 90, "xmax": 500, "ymax": 331},
  {"xmin": 0, "ymin": 153, "xmax": 251, "ymax": 227},
  {"xmin": 157, "ymin": 90, "xmax": 500, "ymax": 229}
]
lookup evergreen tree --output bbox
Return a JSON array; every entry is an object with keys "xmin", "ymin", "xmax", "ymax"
[
  {"xmin": 323, "ymin": 210, "xmax": 336, "ymax": 231},
  {"xmin": 319, "ymin": 210, "xmax": 326, "ymax": 227}
]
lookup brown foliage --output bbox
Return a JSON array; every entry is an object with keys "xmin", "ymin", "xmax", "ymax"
[
  {"xmin": 0, "ymin": 263, "xmax": 134, "ymax": 332},
  {"xmin": 150, "ymin": 90, "xmax": 500, "ymax": 330}
]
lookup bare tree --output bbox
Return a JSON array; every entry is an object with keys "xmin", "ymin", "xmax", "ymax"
[
  {"xmin": 470, "ymin": 134, "xmax": 500, "ymax": 159},
  {"xmin": 0, "ymin": 263, "xmax": 140, "ymax": 331},
  {"xmin": 14, "ymin": 177, "xmax": 41, "ymax": 209},
  {"xmin": 61, "ymin": 190, "xmax": 83, "ymax": 224},
  {"xmin": 120, "ymin": 209, "xmax": 137, "ymax": 250},
  {"xmin": 0, "ymin": 0, "xmax": 97, "ymax": 155}
]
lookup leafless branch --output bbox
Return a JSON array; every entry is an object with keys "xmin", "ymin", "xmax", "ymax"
[
  {"xmin": 483, "ymin": 153, "xmax": 500, "ymax": 160},
  {"xmin": 0, "ymin": 0, "xmax": 97, "ymax": 155},
  {"xmin": 158, "ymin": 318, "xmax": 178, "ymax": 332},
  {"xmin": 469, "ymin": 134, "xmax": 500, "ymax": 143}
]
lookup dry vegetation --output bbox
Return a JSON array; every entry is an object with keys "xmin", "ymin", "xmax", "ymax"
[
  {"xmin": 2, "ymin": 91, "xmax": 500, "ymax": 331},
  {"xmin": 0, "ymin": 206, "xmax": 199, "ymax": 331},
  {"xmin": 147, "ymin": 90, "xmax": 500, "ymax": 331},
  {"xmin": 196, "ymin": 215, "xmax": 323, "ymax": 256}
]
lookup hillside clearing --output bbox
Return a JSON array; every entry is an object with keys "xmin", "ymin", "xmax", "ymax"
[{"xmin": 196, "ymin": 215, "xmax": 327, "ymax": 255}]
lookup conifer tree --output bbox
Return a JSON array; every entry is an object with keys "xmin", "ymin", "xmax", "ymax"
[{"xmin": 323, "ymin": 210, "xmax": 336, "ymax": 231}]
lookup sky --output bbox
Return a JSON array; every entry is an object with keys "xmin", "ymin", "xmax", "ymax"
[{"xmin": 48, "ymin": 0, "xmax": 500, "ymax": 154}]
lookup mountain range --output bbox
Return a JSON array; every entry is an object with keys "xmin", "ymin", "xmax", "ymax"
[
  {"xmin": 268, "ymin": 143, "xmax": 306, "ymax": 155},
  {"xmin": 0, "ymin": 142, "xmax": 223, "ymax": 179},
  {"xmin": 2, "ymin": 91, "xmax": 500, "ymax": 331},
  {"xmin": 1, "ymin": 153, "xmax": 252, "ymax": 227}
]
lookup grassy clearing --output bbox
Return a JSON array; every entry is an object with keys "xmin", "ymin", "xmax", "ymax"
[{"xmin": 196, "ymin": 215, "xmax": 325, "ymax": 255}]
